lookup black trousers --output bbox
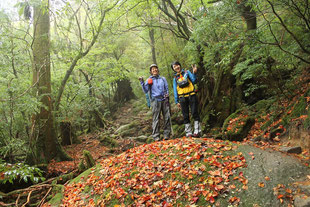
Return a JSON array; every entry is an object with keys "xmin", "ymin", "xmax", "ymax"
[{"xmin": 179, "ymin": 94, "xmax": 200, "ymax": 124}]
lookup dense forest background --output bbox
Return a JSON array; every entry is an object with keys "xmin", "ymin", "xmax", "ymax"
[{"xmin": 0, "ymin": 0, "xmax": 309, "ymax": 202}]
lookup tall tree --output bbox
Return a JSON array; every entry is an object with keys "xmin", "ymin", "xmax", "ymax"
[
  {"xmin": 29, "ymin": 0, "xmax": 69, "ymax": 164},
  {"xmin": 54, "ymin": 0, "xmax": 121, "ymax": 112}
]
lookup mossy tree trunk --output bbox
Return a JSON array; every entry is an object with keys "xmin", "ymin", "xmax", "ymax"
[
  {"xmin": 113, "ymin": 78, "xmax": 136, "ymax": 103},
  {"xmin": 198, "ymin": 1, "xmax": 257, "ymax": 130},
  {"xmin": 29, "ymin": 0, "xmax": 70, "ymax": 164},
  {"xmin": 238, "ymin": 0, "xmax": 257, "ymax": 31},
  {"xmin": 149, "ymin": 28, "xmax": 157, "ymax": 64},
  {"xmin": 199, "ymin": 43, "xmax": 245, "ymax": 129}
]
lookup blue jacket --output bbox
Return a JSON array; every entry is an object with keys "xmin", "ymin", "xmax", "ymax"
[
  {"xmin": 140, "ymin": 75, "xmax": 169, "ymax": 101},
  {"xmin": 173, "ymin": 69, "xmax": 197, "ymax": 104}
]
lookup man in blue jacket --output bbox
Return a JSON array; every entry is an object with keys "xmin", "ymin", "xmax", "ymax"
[{"xmin": 139, "ymin": 64, "xmax": 171, "ymax": 141}]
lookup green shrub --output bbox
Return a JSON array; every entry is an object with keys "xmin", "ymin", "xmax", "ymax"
[{"xmin": 0, "ymin": 160, "xmax": 45, "ymax": 184}]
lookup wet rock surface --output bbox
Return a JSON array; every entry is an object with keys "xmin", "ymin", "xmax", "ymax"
[
  {"xmin": 279, "ymin": 146, "xmax": 302, "ymax": 154},
  {"xmin": 235, "ymin": 144, "xmax": 309, "ymax": 207}
]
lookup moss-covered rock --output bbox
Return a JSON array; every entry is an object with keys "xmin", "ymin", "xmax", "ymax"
[
  {"xmin": 251, "ymin": 98, "xmax": 275, "ymax": 113},
  {"xmin": 281, "ymin": 95, "xmax": 308, "ymax": 127},
  {"xmin": 47, "ymin": 184, "xmax": 64, "ymax": 207},
  {"xmin": 45, "ymin": 138, "xmax": 310, "ymax": 206},
  {"xmin": 224, "ymin": 116, "xmax": 255, "ymax": 141},
  {"xmin": 99, "ymin": 135, "xmax": 118, "ymax": 148}
]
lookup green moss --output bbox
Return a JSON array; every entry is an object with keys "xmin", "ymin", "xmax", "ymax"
[
  {"xmin": 47, "ymin": 185, "xmax": 64, "ymax": 206},
  {"xmin": 280, "ymin": 96, "xmax": 308, "ymax": 129},
  {"xmin": 261, "ymin": 119, "xmax": 273, "ymax": 131},
  {"xmin": 130, "ymin": 171, "xmax": 139, "ymax": 178},
  {"xmin": 251, "ymin": 99, "xmax": 275, "ymax": 112},
  {"xmin": 78, "ymin": 160, "xmax": 86, "ymax": 172},
  {"xmin": 304, "ymin": 109, "xmax": 310, "ymax": 129},
  {"xmin": 225, "ymin": 117, "xmax": 255, "ymax": 141},
  {"xmin": 99, "ymin": 135, "xmax": 118, "ymax": 148},
  {"xmin": 174, "ymin": 125, "xmax": 185, "ymax": 137},
  {"xmin": 148, "ymin": 153, "xmax": 155, "ymax": 160},
  {"xmin": 291, "ymin": 97, "xmax": 307, "ymax": 118},
  {"xmin": 222, "ymin": 109, "xmax": 242, "ymax": 130},
  {"xmin": 146, "ymin": 137, "xmax": 153, "ymax": 144},
  {"xmin": 83, "ymin": 185, "xmax": 91, "ymax": 193},
  {"xmin": 83, "ymin": 150, "xmax": 95, "ymax": 168},
  {"xmin": 69, "ymin": 167, "xmax": 93, "ymax": 184}
]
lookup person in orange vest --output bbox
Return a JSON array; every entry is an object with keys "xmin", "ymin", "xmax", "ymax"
[
  {"xmin": 139, "ymin": 64, "xmax": 171, "ymax": 141},
  {"xmin": 171, "ymin": 61, "xmax": 201, "ymax": 137}
]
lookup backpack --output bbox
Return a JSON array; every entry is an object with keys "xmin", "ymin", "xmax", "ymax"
[{"xmin": 175, "ymin": 71, "xmax": 190, "ymax": 88}]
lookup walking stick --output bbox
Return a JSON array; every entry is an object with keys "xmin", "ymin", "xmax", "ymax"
[{"xmin": 167, "ymin": 96, "xmax": 174, "ymax": 136}]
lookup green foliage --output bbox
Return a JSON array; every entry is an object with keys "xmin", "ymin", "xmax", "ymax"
[
  {"xmin": 1, "ymin": 0, "xmax": 310, "ymax": 163},
  {"xmin": 0, "ymin": 14, "xmax": 40, "ymax": 162},
  {"xmin": 0, "ymin": 160, "xmax": 45, "ymax": 184}
]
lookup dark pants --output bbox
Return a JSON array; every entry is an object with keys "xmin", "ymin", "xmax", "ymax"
[
  {"xmin": 151, "ymin": 99, "xmax": 171, "ymax": 139},
  {"xmin": 179, "ymin": 94, "xmax": 200, "ymax": 124}
]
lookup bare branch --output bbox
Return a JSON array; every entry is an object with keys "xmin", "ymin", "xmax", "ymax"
[
  {"xmin": 257, "ymin": 4, "xmax": 310, "ymax": 64},
  {"xmin": 290, "ymin": 0, "xmax": 310, "ymax": 31},
  {"xmin": 267, "ymin": 0, "xmax": 310, "ymax": 54}
]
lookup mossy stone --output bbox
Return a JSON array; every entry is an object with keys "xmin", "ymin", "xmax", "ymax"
[{"xmin": 99, "ymin": 135, "xmax": 118, "ymax": 148}]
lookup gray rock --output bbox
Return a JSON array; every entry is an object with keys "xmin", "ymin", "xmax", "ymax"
[
  {"xmin": 299, "ymin": 185, "xmax": 310, "ymax": 195},
  {"xmin": 294, "ymin": 195, "xmax": 310, "ymax": 207},
  {"xmin": 134, "ymin": 135, "xmax": 148, "ymax": 143},
  {"xmin": 115, "ymin": 121, "xmax": 139, "ymax": 136},
  {"xmin": 115, "ymin": 124, "xmax": 132, "ymax": 134},
  {"xmin": 280, "ymin": 146, "xmax": 302, "ymax": 154},
  {"xmin": 235, "ymin": 145, "xmax": 309, "ymax": 207}
]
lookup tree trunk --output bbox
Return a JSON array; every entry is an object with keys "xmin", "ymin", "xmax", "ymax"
[
  {"xmin": 113, "ymin": 78, "xmax": 136, "ymax": 103},
  {"xmin": 29, "ymin": 0, "xmax": 70, "ymax": 164},
  {"xmin": 60, "ymin": 121, "xmax": 79, "ymax": 145},
  {"xmin": 149, "ymin": 28, "xmax": 157, "ymax": 64},
  {"xmin": 239, "ymin": 0, "xmax": 257, "ymax": 30}
]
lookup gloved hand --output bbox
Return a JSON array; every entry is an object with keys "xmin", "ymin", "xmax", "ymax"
[{"xmin": 147, "ymin": 78, "xmax": 153, "ymax": 85}]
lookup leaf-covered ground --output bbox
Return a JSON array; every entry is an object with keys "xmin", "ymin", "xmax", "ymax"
[
  {"xmin": 48, "ymin": 138, "xmax": 250, "ymax": 206},
  {"xmin": 44, "ymin": 136, "xmax": 310, "ymax": 207}
]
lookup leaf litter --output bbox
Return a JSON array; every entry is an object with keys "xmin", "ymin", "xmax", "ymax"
[{"xmin": 59, "ymin": 137, "xmax": 248, "ymax": 206}]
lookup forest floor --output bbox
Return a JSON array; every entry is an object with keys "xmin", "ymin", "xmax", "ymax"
[
  {"xmin": 48, "ymin": 100, "xmax": 153, "ymax": 177},
  {"xmin": 40, "ymin": 99, "xmax": 310, "ymax": 206},
  {"xmin": 2, "ymin": 99, "xmax": 310, "ymax": 206},
  {"xmin": 47, "ymin": 98, "xmax": 310, "ymax": 178}
]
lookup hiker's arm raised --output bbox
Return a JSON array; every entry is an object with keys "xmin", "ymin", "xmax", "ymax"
[
  {"xmin": 139, "ymin": 77, "xmax": 149, "ymax": 93},
  {"xmin": 192, "ymin": 64, "xmax": 198, "ymax": 74}
]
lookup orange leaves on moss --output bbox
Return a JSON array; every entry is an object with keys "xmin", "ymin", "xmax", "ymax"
[
  {"xmin": 258, "ymin": 182, "xmax": 265, "ymax": 188},
  {"xmin": 273, "ymin": 183, "xmax": 294, "ymax": 205},
  {"xmin": 61, "ymin": 138, "xmax": 248, "ymax": 206},
  {"xmin": 229, "ymin": 196, "xmax": 240, "ymax": 205}
]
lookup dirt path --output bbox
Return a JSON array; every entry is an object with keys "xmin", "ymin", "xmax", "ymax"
[{"xmin": 48, "ymin": 99, "xmax": 152, "ymax": 176}]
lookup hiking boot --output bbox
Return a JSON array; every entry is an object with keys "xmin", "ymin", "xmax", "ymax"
[
  {"xmin": 163, "ymin": 136, "xmax": 170, "ymax": 140},
  {"xmin": 185, "ymin": 123, "xmax": 193, "ymax": 138},
  {"xmin": 154, "ymin": 137, "xmax": 160, "ymax": 142},
  {"xmin": 193, "ymin": 121, "xmax": 201, "ymax": 137}
]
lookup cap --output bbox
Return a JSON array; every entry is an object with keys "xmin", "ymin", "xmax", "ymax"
[{"xmin": 149, "ymin": 64, "xmax": 158, "ymax": 71}]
